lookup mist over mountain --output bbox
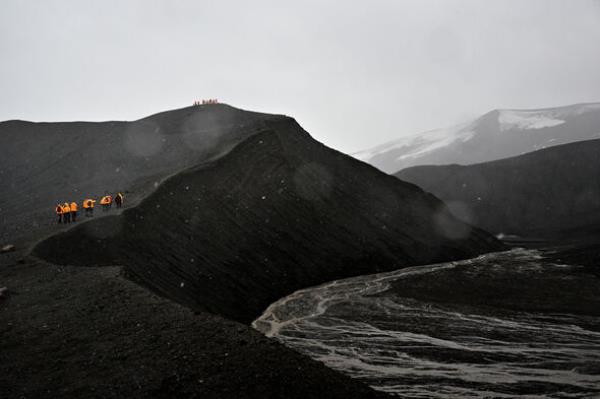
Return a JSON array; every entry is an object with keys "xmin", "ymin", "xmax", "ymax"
[
  {"xmin": 355, "ymin": 103, "xmax": 600, "ymax": 174},
  {"xmin": 396, "ymin": 138, "xmax": 600, "ymax": 237}
]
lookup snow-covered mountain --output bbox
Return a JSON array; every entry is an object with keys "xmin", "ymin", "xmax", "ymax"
[{"xmin": 354, "ymin": 103, "xmax": 600, "ymax": 173}]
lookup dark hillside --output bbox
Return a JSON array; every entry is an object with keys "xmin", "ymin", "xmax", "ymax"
[
  {"xmin": 0, "ymin": 104, "xmax": 280, "ymax": 245},
  {"xmin": 2, "ymin": 105, "xmax": 399, "ymax": 397},
  {"xmin": 396, "ymin": 139, "xmax": 600, "ymax": 236},
  {"xmin": 34, "ymin": 117, "xmax": 503, "ymax": 323}
]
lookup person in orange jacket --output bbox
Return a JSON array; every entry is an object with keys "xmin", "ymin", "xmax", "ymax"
[
  {"xmin": 100, "ymin": 195, "xmax": 112, "ymax": 212},
  {"xmin": 55, "ymin": 204, "xmax": 63, "ymax": 224},
  {"xmin": 62, "ymin": 202, "xmax": 71, "ymax": 223},
  {"xmin": 70, "ymin": 201, "xmax": 78, "ymax": 222},
  {"xmin": 83, "ymin": 198, "xmax": 96, "ymax": 217}
]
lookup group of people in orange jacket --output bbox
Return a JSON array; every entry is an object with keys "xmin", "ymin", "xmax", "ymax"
[
  {"xmin": 193, "ymin": 99, "xmax": 218, "ymax": 105},
  {"xmin": 55, "ymin": 192, "xmax": 124, "ymax": 224}
]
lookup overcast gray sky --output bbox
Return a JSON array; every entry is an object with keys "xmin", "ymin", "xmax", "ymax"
[{"xmin": 1, "ymin": 0, "xmax": 599, "ymax": 153}]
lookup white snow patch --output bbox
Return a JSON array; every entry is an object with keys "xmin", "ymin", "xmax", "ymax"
[
  {"xmin": 394, "ymin": 124, "xmax": 475, "ymax": 161},
  {"xmin": 352, "ymin": 121, "xmax": 475, "ymax": 162},
  {"xmin": 499, "ymin": 110, "xmax": 565, "ymax": 131}
]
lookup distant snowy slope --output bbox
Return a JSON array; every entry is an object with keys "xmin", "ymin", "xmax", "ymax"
[{"xmin": 354, "ymin": 103, "xmax": 600, "ymax": 173}]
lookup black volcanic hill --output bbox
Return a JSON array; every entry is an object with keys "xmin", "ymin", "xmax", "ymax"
[
  {"xmin": 33, "ymin": 112, "xmax": 503, "ymax": 323},
  {"xmin": 396, "ymin": 139, "xmax": 600, "ymax": 237},
  {"xmin": 0, "ymin": 104, "xmax": 278, "ymax": 244}
]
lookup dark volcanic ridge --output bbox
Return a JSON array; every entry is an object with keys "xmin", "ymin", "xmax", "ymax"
[
  {"xmin": 0, "ymin": 104, "xmax": 280, "ymax": 245},
  {"xmin": 33, "ymin": 114, "xmax": 503, "ymax": 324},
  {"xmin": 396, "ymin": 138, "xmax": 600, "ymax": 237}
]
